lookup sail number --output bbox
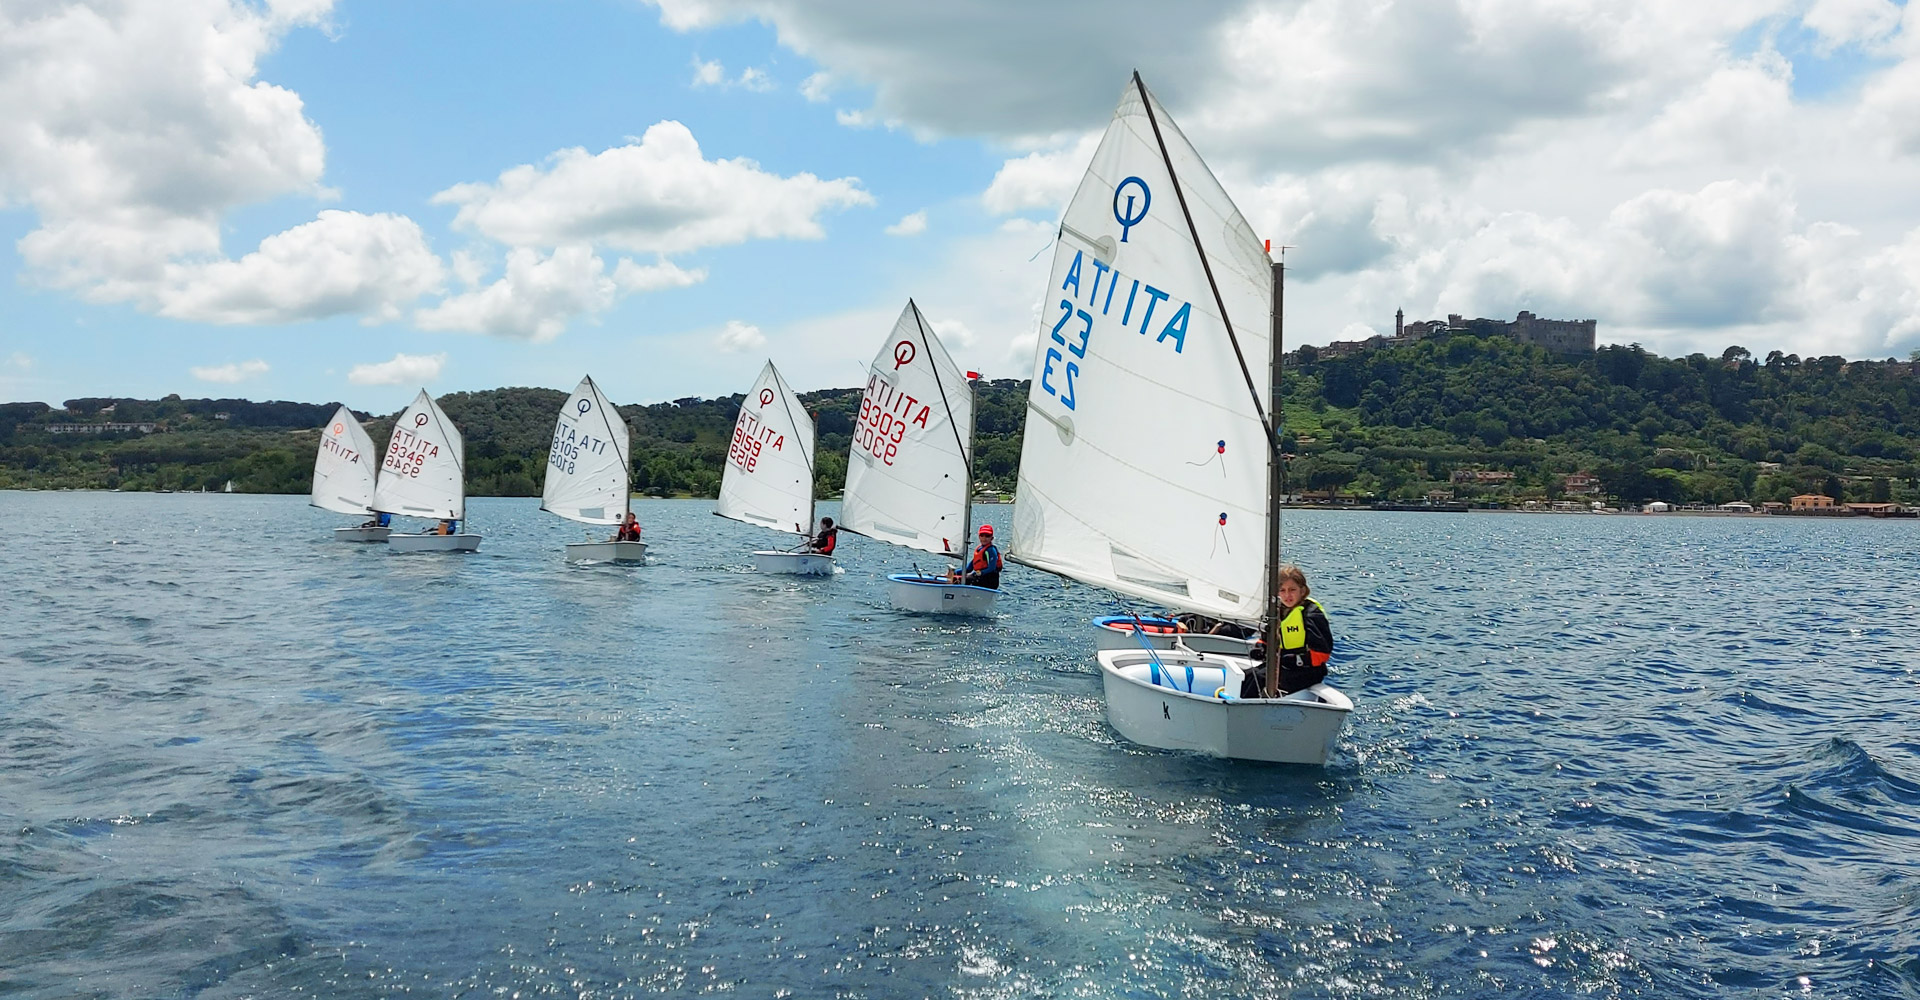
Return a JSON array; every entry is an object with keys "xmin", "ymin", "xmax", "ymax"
[
  {"xmin": 548, "ymin": 424, "xmax": 608, "ymax": 477},
  {"xmin": 1039, "ymin": 248, "xmax": 1197, "ymax": 413},
  {"xmin": 729, "ymin": 410, "xmax": 784, "ymax": 473},
  {"xmin": 383, "ymin": 426, "xmax": 439, "ymax": 479},
  {"xmin": 855, "ymin": 371, "xmax": 932, "ymax": 467}
]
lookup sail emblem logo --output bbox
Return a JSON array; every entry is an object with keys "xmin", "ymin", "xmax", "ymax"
[
  {"xmin": 759, "ymin": 388, "xmax": 775, "ymax": 407},
  {"xmin": 331, "ymin": 422, "xmax": 343, "ymax": 435},
  {"xmin": 577, "ymin": 399, "xmax": 592, "ymax": 415},
  {"xmin": 413, "ymin": 413, "xmax": 429, "ymax": 427},
  {"xmin": 892, "ymin": 340, "xmax": 916, "ymax": 369},
  {"xmin": 1113, "ymin": 176, "xmax": 1150, "ymax": 242}
]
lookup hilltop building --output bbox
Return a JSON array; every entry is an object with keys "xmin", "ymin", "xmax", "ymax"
[{"xmin": 1315, "ymin": 309, "xmax": 1597, "ymax": 359}]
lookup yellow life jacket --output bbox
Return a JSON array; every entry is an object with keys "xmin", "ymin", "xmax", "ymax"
[{"xmin": 1278, "ymin": 598, "xmax": 1325, "ymax": 653}]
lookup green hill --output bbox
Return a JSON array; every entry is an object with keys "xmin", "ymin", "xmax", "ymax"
[
  {"xmin": 5, "ymin": 337, "xmax": 1919, "ymax": 505},
  {"xmin": 0, "ymin": 381, "xmax": 1032, "ymax": 498}
]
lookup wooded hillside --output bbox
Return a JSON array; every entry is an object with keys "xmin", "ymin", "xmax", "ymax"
[{"xmin": 6, "ymin": 334, "xmax": 1920, "ymax": 505}]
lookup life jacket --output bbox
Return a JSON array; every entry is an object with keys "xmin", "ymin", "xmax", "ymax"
[
  {"xmin": 969, "ymin": 543, "xmax": 1000, "ymax": 575},
  {"xmin": 1278, "ymin": 598, "xmax": 1331, "ymax": 667},
  {"xmin": 815, "ymin": 527, "xmax": 837, "ymax": 555}
]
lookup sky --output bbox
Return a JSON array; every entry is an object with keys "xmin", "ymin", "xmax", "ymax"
[{"xmin": 3, "ymin": 0, "xmax": 1920, "ymax": 413}]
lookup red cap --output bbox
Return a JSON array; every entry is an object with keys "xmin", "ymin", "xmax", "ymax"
[{"xmin": 978, "ymin": 524, "xmax": 994, "ymax": 535}]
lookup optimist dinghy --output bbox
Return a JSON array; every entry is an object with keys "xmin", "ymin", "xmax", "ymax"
[
  {"xmin": 312, "ymin": 405, "xmax": 388, "ymax": 542},
  {"xmin": 717, "ymin": 361, "xmax": 832, "ymax": 575},
  {"xmin": 1007, "ymin": 72, "xmax": 1351, "ymax": 764},
  {"xmin": 1091, "ymin": 615, "xmax": 1257, "ymax": 656},
  {"xmin": 543, "ymin": 375, "xmax": 645, "ymax": 564},
  {"xmin": 842, "ymin": 300, "xmax": 998, "ymax": 615},
  {"xmin": 374, "ymin": 389, "xmax": 481, "ymax": 553}
]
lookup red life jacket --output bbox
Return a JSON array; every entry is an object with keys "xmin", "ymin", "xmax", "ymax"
[{"xmin": 815, "ymin": 528, "xmax": 837, "ymax": 554}]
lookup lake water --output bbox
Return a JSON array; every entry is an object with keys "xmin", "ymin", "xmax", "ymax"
[{"xmin": 2, "ymin": 492, "xmax": 1918, "ymax": 998}]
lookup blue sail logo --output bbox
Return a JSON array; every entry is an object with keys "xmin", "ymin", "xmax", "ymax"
[{"xmin": 1113, "ymin": 176, "xmax": 1149, "ymax": 242}]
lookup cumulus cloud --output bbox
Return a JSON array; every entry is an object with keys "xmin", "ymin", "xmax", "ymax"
[
  {"xmin": 713, "ymin": 319, "xmax": 768, "ymax": 352},
  {"xmin": 982, "ymin": 135, "xmax": 1100, "ymax": 216},
  {"xmin": 348, "ymin": 352, "xmax": 447, "ymax": 386},
  {"xmin": 1615, "ymin": 52, "xmax": 1796, "ymax": 169},
  {"xmin": 190, "ymin": 359, "xmax": 270, "ymax": 383},
  {"xmin": 800, "ymin": 71, "xmax": 833, "ymax": 102},
  {"xmin": 153, "ymin": 211, "xmax": 444, "ymax": 324},
  {"xmin": 885, "ymin": 211, "xmax": 927, "ymax": 236},
  {"xmin": 432, "ymin": 121, "xmax": 872, "ymax": 253},
  {"xmin": 417, "ymin": 246, "xmax": 624, "ymax": 342},
  {"xmin": 0, "ymin": 0, "xmax": 447, "ymax": 326}
]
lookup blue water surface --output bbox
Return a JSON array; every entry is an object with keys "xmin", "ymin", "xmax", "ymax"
[{"xmin": 2, "ymin": 493, "xmax": 1918, "ymax": 998}]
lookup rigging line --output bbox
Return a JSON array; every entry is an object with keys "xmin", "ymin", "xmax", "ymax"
[
  {"xmin": 585, "ymin": 375, "xmax": 629, "ymax": 484},
  {"xmin": 909, "ymin": 299, "xmax": 972, "ymax": 474},
  {"xmin": 1130, "ymin": 70, "xmax": 1275, "ymax": 454},
  {"xmin": 769, "ymin": 364, "xmax": 816, "ymax": 482}
]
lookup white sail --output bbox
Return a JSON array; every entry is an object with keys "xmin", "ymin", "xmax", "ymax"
[
  {"xmin": 841, "ymin": 301, "xmax": 974, "ymax": 557},
  {"xmin": 372, "ymin": 389, "xmax": 467, "ymax": 521},
  {"xmin": 310, "ymin": 405, "xmax": 379, "ymax": 515},
  {"xmin": 716, "ymin": 361, "xmax": 816, "ymax": 534},
  {"xmin": 1010, "ymin": 76, "xmax": 1273, "ymax": 621},
  {"xmin": 541, "ymin": 375, "xmax": 630, "ymax": 525}
]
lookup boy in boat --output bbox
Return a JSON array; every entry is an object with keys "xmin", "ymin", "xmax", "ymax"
[
  {"xmin": 1240, "ymin": 564, "xmax": 1332, "ymax": 697},
  {"xmin": 951, "ymin": 524, "xmax": 1002, "ymax": 589},
  {"xmin": 357, "ymin": 512, "xmax": 391, "ymax": 529},
  {"xmin": 436, "ymin": 518, "xmax": 458, "ymax": 535},
  {"xmin": 614, "ymin": 512, "xmax": 642, "ymax": 542},
  {"xmin": 806, "ymin": 517, "xmax": 838, "ymax": 555}
]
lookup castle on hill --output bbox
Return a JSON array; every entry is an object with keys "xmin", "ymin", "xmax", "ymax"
[{"xmin": 1318, "ymin": 309, "xmax": 1597, "ymax": 358}]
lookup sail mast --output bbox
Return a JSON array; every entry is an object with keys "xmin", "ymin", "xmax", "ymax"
[
  {"xmin": 962, "ymin": 376, "xmax": 977, "ymax": 557},
  {"xmin": 1263, "ymin": 260, "xmax": 1285, "ymax": 696}
]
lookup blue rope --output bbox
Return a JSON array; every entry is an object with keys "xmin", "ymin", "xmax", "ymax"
[{"xmin": 1118, "ymin": 604, "xmax": 1171, "ymax": 688}]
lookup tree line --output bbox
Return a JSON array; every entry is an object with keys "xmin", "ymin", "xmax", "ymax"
[{"xmin": 6, "ymin": 336, "xmax": 1920, "ymax": 505}]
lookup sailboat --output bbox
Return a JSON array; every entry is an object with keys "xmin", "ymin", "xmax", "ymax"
[
  {"xmin": 311, "ymin": 405, "xmax": 388, "ymax": 542},
  {"xmin": 374, "ymin": 389, "xmax": 482, "ymax": 553},
  {"xmin": 1008, "ymin": 73, "xmax": 1351, "ymax": 764},
  {"xmin": 841, "ymin": 300, "xmax": 996, "ymax": 614},
  {"xmin": 543, "ymin": 375, "xmax": 645, "ymax": 564},
  {"xmin": 717, "ymin": 360, "xmax": 831, "ymax": 575}
]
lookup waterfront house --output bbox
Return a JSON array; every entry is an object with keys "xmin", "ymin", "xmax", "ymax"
[{"xmin": 1791, "ymin": 494, "xmax": 1836, "ymax": 510}]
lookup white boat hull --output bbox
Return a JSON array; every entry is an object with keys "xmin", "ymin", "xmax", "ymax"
[
  {"xmin": 333, "ymin": 526, "xmax": 391, "ymax": 543},
  {"xmin": 886, "ymin": 574, "xmax": 999, "ymax": 615},
  {"xmin": 1097, "ymin": 649, "xmax": 1350, "ymax": 764},
  {"xmin": 1091, "ymin": 616, "xmax": 1257, "ymax": 656},
  {"xmin": 753, "ymin": 551, "xmax": 834, "ymax": 575},
  {"xmin": 565, "ymin": 540, "xmax": 648, "ymax": 564},
  {"xmin": 387, "ymin": 533, "xmax": 482, "ymax": 553}
]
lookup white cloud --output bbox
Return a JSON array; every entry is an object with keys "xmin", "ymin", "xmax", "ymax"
[
  {"xmin": 737, "ymin": 66, "xmax": 774, "ymax": 92},
  {"xmin": 432, "ymin": 121, "xmax": 873, "ymax": 254},
  {"xmin": 1803, "ymin": 0, "xmax": 1902, "ymax": 51},
  {"xmin": 800, "ymin": 71, "xmax": 833, "ymax": 102},
  {"xmin": 691, "ymin": 57, "xmax": 725, "ymax": 87},
  {"xmin": 7, "ymin": 353, "xmax": 31, "ymax": 372},
  {"xmin": 928, "ymin": 316, "xmax": 975, "ymax": 349},
  {"xmin": 0, "ymin": 0, "xmax": 456, "ymax": 327},
  {"xmin": 689, "ymin": 56, "xmax": 773, "ymax": 91},
  {"xmin": 416, "ymin": 246, "xmax": 623, "ymax": 342},
  {"xmin": 152, "ymin": 210, "xmax": 444, "ymax": 324},
  {"xmin": 348, "ymin": 352, "xmax": 447, "ymax": 387},
  {"xmin": 1614, "ymin": 52, "xmax": 1795, "ymax": 169},
  {"xmin": 884, "ymin": 210, "xmax": 927, "ymax": 236},
  {"xmin": 189, "ymin": 359, "xmax": 270, "ymax": 383},
  {"xmin": 982, "ymin": 135, "xmax": 1099, "ymax": 215},
  {"xmin": 835, "ymin": 108, "xmax": 875, "ymax": 129},
  {"xmin": 713, "ymin": 319, "xmax": 767, "ymax": 352}
]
